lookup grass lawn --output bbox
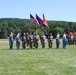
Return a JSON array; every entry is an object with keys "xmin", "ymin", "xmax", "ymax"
[{"xmin": 0, "ymin": 40, "xmax": 76, "ymax": 75}]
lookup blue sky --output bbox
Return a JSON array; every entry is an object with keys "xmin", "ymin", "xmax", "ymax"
[{"xmin": 0, "ymin": 0, "xmax": 76, "ymax": 22}]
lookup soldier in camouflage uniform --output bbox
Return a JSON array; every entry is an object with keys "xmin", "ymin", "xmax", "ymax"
[
  {"xmin": 70, "ymin": 33, "xmax": 74, "ymax": 45},
  {"xmin": 48, "ymin": 33, "xmax": 53, "ymax": 48},
  {"xmin": 34, "ymin": 32, "xmax": 39, "ymax": 49},
  {"xmin": 67, "ymin": 34, "xmax": 71, "ymax": 45},
  {"xmin": 26, "ymin": 32, "xmax": 29, "ymax": 47},
  {"xmin": 29, "ymin": 32, "xmax": 33, "ymax": 49},
  {"xmin": 74, "ymin": 34, "xmax": 76, "ymax": 45},
  {"xmin": 22, "ymin": 32, "xmax": 26, "ymax": 49},
  {"xmin": 40, "ymin": 32, "xmax": 46, "ymax": 48},
  {"xmin": 33, "ymin": 32, "xmax": 36, "ymax": 48}
]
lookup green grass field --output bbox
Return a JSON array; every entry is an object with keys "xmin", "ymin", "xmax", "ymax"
[{"xmin": 0, "ymin": 40, "xmax": 76, "ymax": 75}]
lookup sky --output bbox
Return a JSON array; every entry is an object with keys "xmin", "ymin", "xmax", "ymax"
[{"xmin": 0, "ymin": 0, "xmax": 76, "ymax": 22}]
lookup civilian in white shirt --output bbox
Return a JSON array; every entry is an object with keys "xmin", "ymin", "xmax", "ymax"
[
  {"xmin": 16, "ymin": 32, "xmax": 20, "ymax": 49},
  {"xmin": 62, "ymin": 32, "xmax": 67, "ymax": 49},
  {"xmin": 56, "ymin": 32, "xmax": 60, "ymax": 48}
]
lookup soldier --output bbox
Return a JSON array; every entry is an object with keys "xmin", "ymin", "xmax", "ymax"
[
  {"xmin": 74, "ymin": 34, "xmax": 76, "ymax": 45},
  {"xmin": 34, "ymin": 32, "xmax": 40, "ymax": 49},
  {"xmin": 48, "ymin": 33, "xmax": 53, "ymax": 48},
  {"xmin": 70, "ymin": 33, "xmax": 74, "ymax": 45},
  {"xmin": 40, "ymin": 32, "xmax": 46, "ymax": 48},
  {"xmin": 67, "ymin": 34, "xmax": 71, "ymax": 45},
  {"xmin": 33, "ymin": 32, "xmax": 36, "ymax": 48},
  {"xmin": 29, "ymin": 32, "xmax": 33, "ymax": 49},
  {"xmin": 22, "ymin": 32, "xmax": 26, "ymax": 49},
  {"xmin": 9, "ymin": 32, "xmax": 14, "ymax": 49},
  {"xmin": 26, "ymin": 32, "xmax": 29, "ymax": 47}
]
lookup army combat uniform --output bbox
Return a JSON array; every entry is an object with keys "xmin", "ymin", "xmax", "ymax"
[
  {"xmin": 34, "ymin": 33, "xmax": 40, "ymax": 49},
  {"xmin": 22, "ymin": 33, "xmax": 26, "ymax": 49},
  {"xmin": 26, "ymin": 32, "xmax": 29, "ymax": 47},
  {"xmin": 48, "ymin": 33, "xmax": 53, "ymax": 48},
  {"xmin": 41, "ymin": 33, "xmax": 46, "ymax": 48},
  {"xmin": 74, "ymin": 34, "xmax": 76, "ymax": 45},
  {"xmin": 29, "ymin": 33, "xmax": 33, "ymax": 49}
]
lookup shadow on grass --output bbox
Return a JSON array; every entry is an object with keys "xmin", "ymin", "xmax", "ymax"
[{"xmin": 0, "ymin": 47, "xmax": 66, "ymax": 51}]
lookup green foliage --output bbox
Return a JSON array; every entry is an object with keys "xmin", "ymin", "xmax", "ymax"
[
  {"xmin": 0, "ymin": 26, "xmax": 7, "ymax": 38},
  {"xmin": 0, "ymin": 18, "xmax": 76, "ymax": 38},
  {"xmin": 54, "ymin": 27, "xmax": 64, "ymax": 34}
]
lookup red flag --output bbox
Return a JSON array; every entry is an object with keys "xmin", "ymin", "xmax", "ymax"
[
  {"xmin": 30, "ymin": 14, "xmax": 39, "ymax": 25},
  {"xmin": 68, "ymin": 31, "xmax": 72, "ymax": 35},
  {"xmin": 74, "ymin": 31, "xmax": 76, "ymax": 35},
  {"xmin": 42, "ymin": 14, "xmax": 48, "ymax": 27}
]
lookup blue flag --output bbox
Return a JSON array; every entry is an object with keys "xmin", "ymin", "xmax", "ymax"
[
  {"xmin": 36, "ymin": 14, "xmax": 43, "ymax": 25},
  {"xmin": 30, "ymin": 14, "xmax": 39, "ymax": 25}
]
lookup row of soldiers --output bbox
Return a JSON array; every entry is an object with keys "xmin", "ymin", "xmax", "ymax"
[
  {"xmin": 18, "ymin": 31, "xmax": 76, "ymax": 49},
  {"xmin": 67, "ymin": 33, "xmax": 76, "ymax": 45},
  {"xmin": 9, "ymin": 31, "xmax": 76, "ymax": 50},
  {"xmin": 21, "ymin": 32, "xmax": 53, "ymax": 49}
]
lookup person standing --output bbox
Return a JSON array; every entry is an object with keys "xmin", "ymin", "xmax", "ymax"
[
  {"xmin": 56, "ymin": 32, "xmax": 60, "ymax": 49},
  {"xmin": 29, "ymin": 32, "xmax": 33, "ymax": 49},
  {"xmin": 70, "ymin": 33, "xmax": 74, "ymax": 45},
  {"xmin": 16, "ymin": 32, "xmax": 20, "ymax": 49},
  {"xmin": 26, "ymin": 32, "xmax": 29, "ymax": 47},
  {"xmin": 67, "ymin": 34, "xmax": 71, "ymax": 45},
  {"xmin": 9, "ymin": 32, "xmax": 14, "ymax": 49},
  {"xmin": 40, "ymin": 32, "xmax": 46, "ymax": 48},
  {"xmin": 22, "ymin": 32, "xmax": 26, "ymax": 49},
  {"xmin": 34, "ymin": 32, "xmax": 40, "ymax": 49},
  {"xmin": 62, "ymin": 32, "xmax": 67, "ymax": 49},
  {"xmin": 48, "ymin": 33, "xmax": 53, "ymax": 48},
  {"xmin": 33, "ymin": 32, "xmax": 36, "ymax": 48},
  {"xmin": 74, "ymin": 34, "xmax": 76, "ymax": 45}
]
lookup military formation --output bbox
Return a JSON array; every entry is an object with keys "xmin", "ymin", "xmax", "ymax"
[
  {"xmin": 67, "ymin": 33, "xmax": 76, "ymax": 45},
  {"xmin": 9, "ymin": 31, "xmax": 76, "ymax": 50}
]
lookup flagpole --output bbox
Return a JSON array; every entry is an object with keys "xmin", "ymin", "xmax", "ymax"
[{"xmin": 35, "ymin": 24, "xmax": 37, "ymax": 32}]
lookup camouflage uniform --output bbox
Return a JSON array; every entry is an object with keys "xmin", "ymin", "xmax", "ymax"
[
  {"xmin": 34, "ymin": 32, "xmax": 39, "ymax": 49},
  {"xmin": 74, "ymin": 34, "xmax": 76, "ymax": 45},
  {"xmin": 33, "ymin": 32, "xmax": 36, "ymax": 48},
  {"xmin": 29, "ymin": 33, "xmax": 33, "ymax": 49},
  {"xmin": 41, "ymin": 33, "xmax": 46, "ymax": 48},
  {"xmin": 22, "ymin": 33, "xmax": 26, "ymax": 49},
  {"xmin": 26, "ymin": 32, "xmax": 29, "ymax": 47},
  {"xmin": 67, "ymin": 34, "xmax": 71, "ymax": 45},
  {"xmin": 70, "ymin": 34, "xmax": 74, "ymax": 45},
  {"xmin": 48, "ymin": 33, "xmax": 53, "ymax": 48}
]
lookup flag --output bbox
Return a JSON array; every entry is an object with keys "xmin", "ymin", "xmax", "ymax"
[
  {"xmin": 36, "ymin": 14, "xmax": 43, "ymax": 25},
  {"xmin": 74, "ymin": 31, "xmax": 76, "ymax": 35},
  {"xmin": 42, "ymin": 14, "xmax": 48, "ymax": 27},
  {"xmin": 68, "ymin": 31, "xmax": 72, "ymax": 35},
  {"xmin": 30, "ymin": 14, "xmax": 39, "ymax": 25}
]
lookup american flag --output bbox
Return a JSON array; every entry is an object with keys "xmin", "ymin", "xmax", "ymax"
[{"xmin": 30, "ymin": 14, "xmax": 39, "ymax": 25}]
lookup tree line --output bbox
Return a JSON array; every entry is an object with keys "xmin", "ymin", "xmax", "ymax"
[{"xmin": 0, "ymin": 18, "xmax": 76, "ymax": 38}]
